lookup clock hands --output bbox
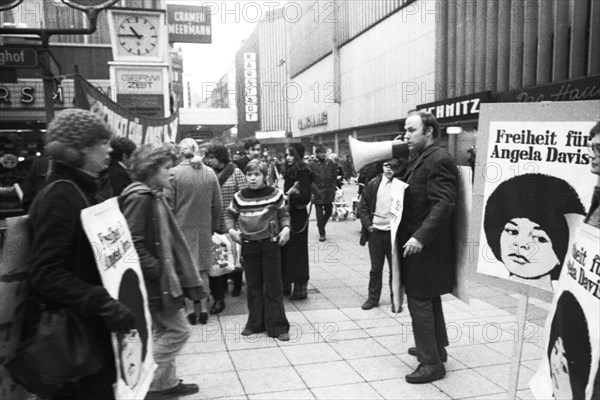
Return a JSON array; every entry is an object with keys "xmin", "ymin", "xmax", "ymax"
[{"xmin": 128, "ymin": 26, "xmax": 142, "ymax": 40}]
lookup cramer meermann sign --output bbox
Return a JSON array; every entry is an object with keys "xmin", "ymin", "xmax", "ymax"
[{"xmin": 167, "ymin": 4, "xmax": 212, "ymax": 44}]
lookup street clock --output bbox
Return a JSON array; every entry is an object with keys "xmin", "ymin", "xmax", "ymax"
[
  {"xmin": 118, "ymin": 15, "xmax": 158, "ymax": 55},
  {"xmin": 108, "ymin": 9, "xmax": 166, "ymax": 62}
]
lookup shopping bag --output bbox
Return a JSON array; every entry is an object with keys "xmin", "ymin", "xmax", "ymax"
[{"xmin": 209, "ymin": 233, "xmax": 237, "ymax": 277}]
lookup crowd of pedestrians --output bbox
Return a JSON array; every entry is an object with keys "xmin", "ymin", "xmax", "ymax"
[{"xmin": 11, "ymin": 106, "xmax": 600, "ymax": 399}]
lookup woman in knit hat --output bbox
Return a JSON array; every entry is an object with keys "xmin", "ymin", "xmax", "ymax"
[
  {"xmin": 281, "ymin": 143, "xmax": 313, "ymax": 299},
  {"xmin": 28, "ymin": 108, "xmax": 135, "ymax": 400}
]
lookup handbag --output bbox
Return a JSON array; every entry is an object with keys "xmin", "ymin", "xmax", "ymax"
[
  {"xmin": 4, "ymin": 180, "xmax": 103, "ymax": 397},
  {"xmin": 5, "ymin": 300, "xmax": 104, "ymax": 397}
]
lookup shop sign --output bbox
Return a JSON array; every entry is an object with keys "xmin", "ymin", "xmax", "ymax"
[
  {"xmin": 493, "ymin": 75, "xmax": 600, "ymax": 103},
  {"xmin": 298, "ymin": 111, "xmax": 328, "ymax": 130},
  {"xmin": 417, "ymin": 91, "xmax": 490, "ymax": 124},
  {"xmin": 115, "ymin": 68, "xmax": 164, "ymax": 95},
  {"xmin": 0, "ymin": 84, "xmax": 62, "ymax": 105},
  {"xmin": 0, "ymin": 48, "xmax": 38, "ymax": 69},
  {"xmin": 256, "ymin": 130, "xmax": 286, "ymax": 139},
  {"xmin": 167, "ymin": 4, "xmax": 212, "ymax": 44},
  {"xmin": 0, "ymin": 79, "xmax": 110, "ymax": 110},
  {"xmin": 243, "ymin": 52, "xmax": 258, "ymax": 122}
]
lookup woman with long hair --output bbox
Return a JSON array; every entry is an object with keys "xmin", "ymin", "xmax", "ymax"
[{"xmin": 281, "ymin": 143, "xmax": 313, "ymax": 300}]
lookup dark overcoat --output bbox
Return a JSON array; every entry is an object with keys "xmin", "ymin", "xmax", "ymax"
[{"xmin": 399, "ymin": 145, "xmax": 458, "ymax": 298}]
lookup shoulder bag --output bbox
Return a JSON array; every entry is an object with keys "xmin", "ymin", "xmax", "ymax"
[{"xmin": 5, "ymin": 180, "xmax": 104, "ymax": 397}]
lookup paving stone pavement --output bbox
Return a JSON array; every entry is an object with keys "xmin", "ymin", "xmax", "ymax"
[{"xmin": 175, "ymin": 183, "xmax": 550, "ymax": 400}]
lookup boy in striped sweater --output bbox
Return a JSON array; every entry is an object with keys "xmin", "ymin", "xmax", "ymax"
[{"xmin": 225, "ymin": 159, "xmax": 291, "ymax": 341}]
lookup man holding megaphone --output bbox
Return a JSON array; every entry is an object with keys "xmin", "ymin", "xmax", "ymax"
[
  {"xmin": 351, "ymin": 110, "xmax": 458, "ymax": 384},
  {"xmin": 399, "ymin": 110, "xmax": 458, "ymax": 384}
]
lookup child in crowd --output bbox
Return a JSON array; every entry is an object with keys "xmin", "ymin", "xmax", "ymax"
[{"xmin": 224, "ymin": 159, "xmax": 292, "ymax": 341}]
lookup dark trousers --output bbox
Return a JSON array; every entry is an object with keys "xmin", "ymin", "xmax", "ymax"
[
  {"xmin": 242, "ymin": 238, "xmax": 290, "ymax": 337},
  {"xmin": 51, "ymin": 385, "xmax": 115, "ymax": 400},
  {"xmin": 315, "ymin": 203, "xmax": 333, "ymax": 235},
  {"xmin": 210, "ymin": 275, "xmax": 225, "ymax": 301},
  {"xmin": 367, "ymin": 229, "xmax": 392, "ymax": 303},
  {"xmin": 222, "ymin": 270, "xmax": 243, "ymax": 292},
  {"xmin": 407, "ymin": 295, "xmax": 449, "ymax": 365}
]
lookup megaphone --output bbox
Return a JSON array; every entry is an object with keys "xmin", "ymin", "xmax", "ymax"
[{"xmin": 349, "ymin": 136, "xmax": 409, "ymax": 171}]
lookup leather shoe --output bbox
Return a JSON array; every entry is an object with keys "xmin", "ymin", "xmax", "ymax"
[
  {"xmin": 231, "ymin": 287, "xmax": 242, "ymax": 297},
  {"xmin": 146, "ymin": 380, "xmax": 199, "ymax": 398},
  {"xmin": 242, "ymin": 327, "xmax": 265, "ymax": 336},
  {"xmin": 277, "ymin": 333, "xmax": 290, "ymax": 341},
  {"xmin": 405, "ymin": 363, "xmax": 446, "ymax": 384},
  {"xmin": 319, "ymin": 234, "xmax": 326, "ymax": 242},
  {"xmin": 361, "ymin": 300, "xmax": 378, "ymax": 310},
  {"xmin": 198, "ymin": 312, "xmax": 208, "ymax": 325},
  {"xmin": 186, "ymin": 313, "xmax": 197, "ymax": 325},
  {"xmin": 408, "ymin": 346, "xmax": 448, "ymax": 362},
  {"xmin": 209, "ymin": 300, "xmax": 225, "ymax": 315}
]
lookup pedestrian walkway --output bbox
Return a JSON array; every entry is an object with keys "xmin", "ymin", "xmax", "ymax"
[{"xmin": 177, "ymin": 183, "xmax": 551, "ymax": 400}]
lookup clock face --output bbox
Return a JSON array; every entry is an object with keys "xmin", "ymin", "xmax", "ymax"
[{"xmin": 118, "ymin": 16, "xmax": 158, "ymax": 56}]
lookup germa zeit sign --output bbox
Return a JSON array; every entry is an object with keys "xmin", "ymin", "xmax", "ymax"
[
  {"xmin": 167, "ymin": 4, "xmax": 211, "ymax": 44},
  {"xmin": 0, "ymin": 48, "xmax": 38, "ymax": 69}
]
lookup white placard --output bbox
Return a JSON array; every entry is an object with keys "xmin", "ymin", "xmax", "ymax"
[{"xmin": 81, "ymin": 198, "xmax": 156, "ymax": 400}]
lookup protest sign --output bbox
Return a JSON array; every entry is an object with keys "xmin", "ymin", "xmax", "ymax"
[
  {"xmin": 81, "ymin": 198, "xmax": 156, "ymax": 399},
  {"xmin": 471, "ymin": 100, "xmax": 600, "ymax": 300},
  {"xmin": 530, "ymin": 223, "xmax": 600, "ymax": 399}
]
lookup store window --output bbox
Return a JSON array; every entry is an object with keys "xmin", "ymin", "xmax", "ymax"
[{"xmin": 0, "ymin": 129, "xmax": 44, "ymax": 217}]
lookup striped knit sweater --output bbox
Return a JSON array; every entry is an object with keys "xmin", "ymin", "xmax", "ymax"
[{"xmin": 224, "ymin": 185, "xmax": 290, "ymax": 241}]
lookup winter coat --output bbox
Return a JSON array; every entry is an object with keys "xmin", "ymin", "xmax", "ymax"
[
  {"xmin": 27, "ymin": 161, "xmax": 116, "ymax": 396},
  {"xmin": 309, "ymin": 158, "xmax": 337, "ymax": 204},
  {"xmin": 169, "ymin": 161, "xmax": 222, "ymax": 273},
  {"xmin": 281, "ymin": 164, "xmax": 312, "ymax": 283},
  {"xmin": 399, "ymin": 145, "xmax": 458, "ymax": 298},
  {"xmin": 119, "ymin": 182, "xmax": 205, "ymax": 313},
  {"xmin": 107, "ymin": 158, "xmax": 132, "ymax": 196}
]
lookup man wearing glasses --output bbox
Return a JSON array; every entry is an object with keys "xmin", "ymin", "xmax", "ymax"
[
  {"xmin": 358, "ymin": 158, "xmax": 403, "ymax": 311},
  {"xmin": 585, "ymin": 121, "xmax": 600, "ymax": 228}
]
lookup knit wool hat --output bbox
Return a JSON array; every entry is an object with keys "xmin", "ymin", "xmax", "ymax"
[
  {"xmin": 288, "ymin": 143, "xmax": 305, "ymax": 158},
  {"xmin": 47, "ymin": 108, "xmax": 113, "ymax": 149},
  {"xmin": 45, "ymin": 108, "xmax": 113, "ymax": 165}
]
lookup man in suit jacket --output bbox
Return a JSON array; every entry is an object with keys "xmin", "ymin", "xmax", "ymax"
[
  {"xmin": 399, "ymin": 110, "xmax": 458, "ymax": 384},
  {"xmin": 107, "ymin": 137, "xmax": 136, "ymax": 196}
]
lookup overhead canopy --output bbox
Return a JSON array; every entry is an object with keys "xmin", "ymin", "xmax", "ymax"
[{"xmin": 178, "ymin": 107, "xmax": 237, "ymax": 142}]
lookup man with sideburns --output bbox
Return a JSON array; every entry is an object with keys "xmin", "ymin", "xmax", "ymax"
[{"xmin": 399, "ymin": 110, "xmax": 458, "ymax": 384}]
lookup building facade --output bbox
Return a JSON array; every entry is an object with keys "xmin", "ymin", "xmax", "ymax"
[{"xmin": 0, "ymin": 0, "xmax": 175, "ymax": 217}]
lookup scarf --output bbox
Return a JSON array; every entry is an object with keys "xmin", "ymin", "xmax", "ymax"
[{"xmin": 217, "ymin": 162, "xmax": 236, "ymax": 187}]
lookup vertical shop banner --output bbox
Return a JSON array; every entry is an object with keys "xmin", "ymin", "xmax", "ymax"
[
  {"xmin": 243, "ymin": 52, "xmax": 258, "ymax": 122},
  {"xmin": 529, "ymin": 223, "xmax": 600, "ymax": 399},
  {"xmin": 470, "ymin": 100, "xmax": 599, "ymax": 300},
  {"xmin": 81, "ymin": 198, "xmax": 156, "ymax": 400}
]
